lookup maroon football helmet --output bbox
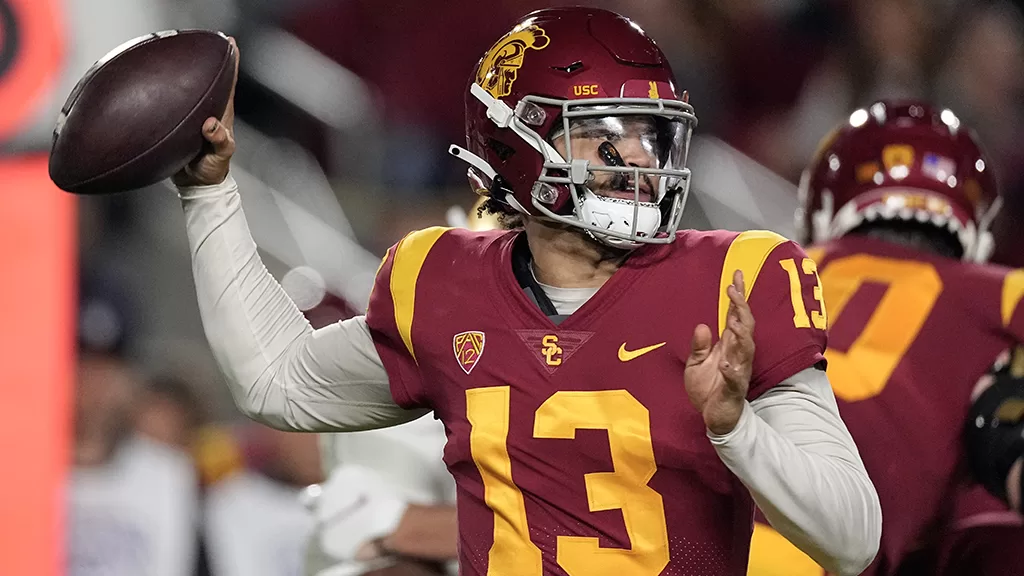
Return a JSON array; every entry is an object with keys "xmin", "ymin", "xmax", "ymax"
[
  {"xmin": 797, "ymin": 101, "xmax": 1000, "ymax": 261},
  {"xmin": 451, "ymin": 7, "xmax": 697, "ymax": 249}
]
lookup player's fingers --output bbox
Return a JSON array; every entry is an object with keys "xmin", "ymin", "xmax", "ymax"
[
  {"xmin": 725, "ymin": 314, "xmax": 751, "ymax": 347},
  {"xmin": 725, "ymin": 319, "xmax": 755, "ymax": 365},
  {"xmin": 732, "ymin": 269, "xmax": 746, "ymax": 296},
  {"xmin": 718, "ymin": 355, "xmax": 751, "ymax": 389},
  {"xmin": 722, "ymin": 304, "xmax": 754, "ymax": 365},
  {"xmin": 228, "ymin": 37, "xmax": 240, "ymax": 88},
  {"xmin": 224, "ymin": 38, "xmax": 239, "ymax": 125},
  {"xmin": 719, "ymin": 332, "xmax": 753, "ymax": 386},
  {"xmin": 222, "ymin": 37, "xmax": 239, "ymax": 128},
  {"xmin": 726, "ymin": 283, "xmax": 755, "ymax": 332},
  {"xmin": 686, "ymin": 323, "xmax": 713, "ymax": 366}
]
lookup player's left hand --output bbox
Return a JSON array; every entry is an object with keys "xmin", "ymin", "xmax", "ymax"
[{"xmin": 684, "ymin": 270, "xmax": 755, "ymax": 435}]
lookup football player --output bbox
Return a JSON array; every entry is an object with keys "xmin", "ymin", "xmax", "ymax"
[
  {"xmin": 172, "ymin": 8, "xmax": 880, "ymax": 575},
  {"xmin": 746, "ymin": 101, "xmax": 1024, "ymax": 576},
  {"xmin": 902, "ymin": 206, "xmax": 1024, "ymax": 576}
]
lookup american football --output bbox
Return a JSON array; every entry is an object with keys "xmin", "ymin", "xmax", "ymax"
[{"xmin": 48, "ymin": 29, "xmax": 235, "ymax": 195}]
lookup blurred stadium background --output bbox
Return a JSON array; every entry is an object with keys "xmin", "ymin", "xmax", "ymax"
[{"xmin": 0, "ymin": 0, "xmax": 1022, "ymax": 574}]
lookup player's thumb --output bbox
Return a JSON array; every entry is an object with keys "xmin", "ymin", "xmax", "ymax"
[
  {"xmin": 202, "ymin": 117, "xmax": 234, "ymax": 156},
  {"xmin": 686, "ymin": 323, "xmax": 712, "ymax": 366}
]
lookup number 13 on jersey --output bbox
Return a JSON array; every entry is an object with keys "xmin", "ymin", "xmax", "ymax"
[
  {"xmin": 780, "ymin": 257, "xmax": 828, "ymax": 330},
  {"xmin": 466, "ymin": 386, "xmax": 670, "ymax": 576}
]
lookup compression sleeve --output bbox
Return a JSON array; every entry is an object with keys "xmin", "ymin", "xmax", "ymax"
[
  {"xmin": 178, "ymin": 175, "xmax": 427, "ymax": 431},
  {"xmin": 709, "ymin": 367, "xmax": 881, "ymax": 576}
]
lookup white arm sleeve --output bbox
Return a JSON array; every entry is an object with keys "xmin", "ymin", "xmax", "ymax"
[
  {"xmin": 709, "ymin": 368, "xmax": 881, "ymax": 576},
  {"xmin": 179, "ymin": 175, "xmax": 428, "ymax": 431}
]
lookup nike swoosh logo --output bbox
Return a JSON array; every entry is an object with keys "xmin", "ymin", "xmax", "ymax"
[{"xmin": 618, "ymin": 341, "xmax": 666, "ymax": 362}]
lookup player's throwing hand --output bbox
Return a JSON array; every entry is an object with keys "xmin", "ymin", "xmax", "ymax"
[
  {"xmin": 685, "ymin": 270, "xmax": 755, "ymax": 435},
  {"xmin": 172, "ymin": 37, "xmax": 239, "ymax": 188}
]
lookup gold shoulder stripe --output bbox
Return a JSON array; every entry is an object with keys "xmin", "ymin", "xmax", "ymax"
[
  {"xmin": 718, "ymin": 231, "xmax": 788, "ymax": 336},
  {"xmin": 391, "ymin": 227, "xmax": 450, "ymax": 362},
  {"xmin": 1002, "ymin": 269, "xmax": 1024, "ymax": 328}
]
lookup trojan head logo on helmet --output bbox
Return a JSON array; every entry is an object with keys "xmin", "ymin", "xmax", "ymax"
[
  {"xmin": 797, "ymin": 100, "xmax": 1001, "ymax": 262},
  {"xmin": 475, "ymin": 24, "xmax": 550, "ymax": 99},
  {"xmin": 450, "ymin": 7, "xmax": 698, "ymax": 250}
]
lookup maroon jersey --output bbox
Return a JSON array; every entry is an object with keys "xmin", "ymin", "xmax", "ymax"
[
  {"xmin": 749, "ymin": 235, "xmax": 1024, "ymax": 576},
  {"xmin": 366, "ymin": 227, "xmax": 827, "ymax": 576}
]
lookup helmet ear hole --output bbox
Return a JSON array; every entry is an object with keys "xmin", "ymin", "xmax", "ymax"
[{"xmin": 487, "ymin": 138, "xmax": 516, "ymax": 162}]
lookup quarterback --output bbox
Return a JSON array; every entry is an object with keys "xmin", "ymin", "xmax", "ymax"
[
  {"xmin": 747, "ymin": 101, "xmax": 1024, "ymax": 576},
  {"xmin": 174, "ymin": 8, "xmax": 879, "ymax": 576}
]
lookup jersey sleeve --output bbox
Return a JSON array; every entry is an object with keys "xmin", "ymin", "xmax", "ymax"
[
  {"xmin": 719, "ymin": 231, "xmax": 828, "ymax": 400},
  {"xmin": 365, "ymin": 227, "xmax": 450, "ymax": 410}
]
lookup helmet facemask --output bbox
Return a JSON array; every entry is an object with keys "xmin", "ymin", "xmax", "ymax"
[{"xmin": 452, "ymin": 84, "xmax": 697, "ymax": 249}]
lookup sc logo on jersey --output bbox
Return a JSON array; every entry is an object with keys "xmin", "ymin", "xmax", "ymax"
[{"xmin": 542, "ymin": 335, "xmax": 563, "ymax": 366}]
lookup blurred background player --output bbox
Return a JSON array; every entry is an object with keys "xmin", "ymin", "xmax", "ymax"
[
  {"xmin": 906, "ymin": 350, "xmax": 1024, "ymax": 576},
  {"xmin": 302, "ymin": 417, "xmax": 454, "ymax": 576},
  {"xmin": 900, "ymin": 189, "xmax": 1024, "ymax": 576},
  {"xmin": 69, "ymin": 282, "xmax": 200, "ymax": 576},
  {"xmin": 135, "ymin": 374, "xmax": 207, "ymax": 451},
  {"xmin": 202, "ymin": 425, "xmax": 323, "ymax": 576},
  {"xmin": 299, "ymin": 200, "xmax": 498, "ymax": 576},
  {"xmin": 746, "ymin": 100, "xmax": 1024, "ymax": 576}
]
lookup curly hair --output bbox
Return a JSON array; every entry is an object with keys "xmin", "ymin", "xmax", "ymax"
[{"xmin": 478, "ymin": 196, "xmax": 526, "ymax": 230}]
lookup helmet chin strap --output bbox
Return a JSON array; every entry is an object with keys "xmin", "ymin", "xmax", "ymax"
[
  {"xmin": 448, "ymin": 145, "xmax": 496, "ymax": 180},
  {"xmin": 447, "ymin": 144, "xmax": 530, "ymax": 215}
]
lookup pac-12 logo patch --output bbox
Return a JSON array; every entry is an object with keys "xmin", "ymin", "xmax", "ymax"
[{"xmin": 453, "ymin": 331, "xmax": 486, "ymax": 374}]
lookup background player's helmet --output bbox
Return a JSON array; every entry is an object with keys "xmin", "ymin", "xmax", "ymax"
[
  {"xmin": 797, "ymin": 100, "xmax": 1000, "ymax": 262},
  {"xmin": 452, "ymin": 7, "xmax": 697, "ymax": 249}
]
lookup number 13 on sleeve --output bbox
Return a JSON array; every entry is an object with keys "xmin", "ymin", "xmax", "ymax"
[{"xmin": 780, "ymin": 257, "xmax": 828, "ymax": 330}]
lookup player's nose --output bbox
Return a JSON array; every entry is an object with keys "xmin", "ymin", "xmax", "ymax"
[{"xmin": 617, "ymin": 139, "xmax": 655, "ymax": 169}]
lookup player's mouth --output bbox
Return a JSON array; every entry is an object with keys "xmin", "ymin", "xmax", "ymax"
[
  {"xmin": 602, "ymin": 189, "xmax": 653, "ymax": 202},
  {"xmin": 598, "ymin": 180, "xmax": 655, "ymax": 203}
]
